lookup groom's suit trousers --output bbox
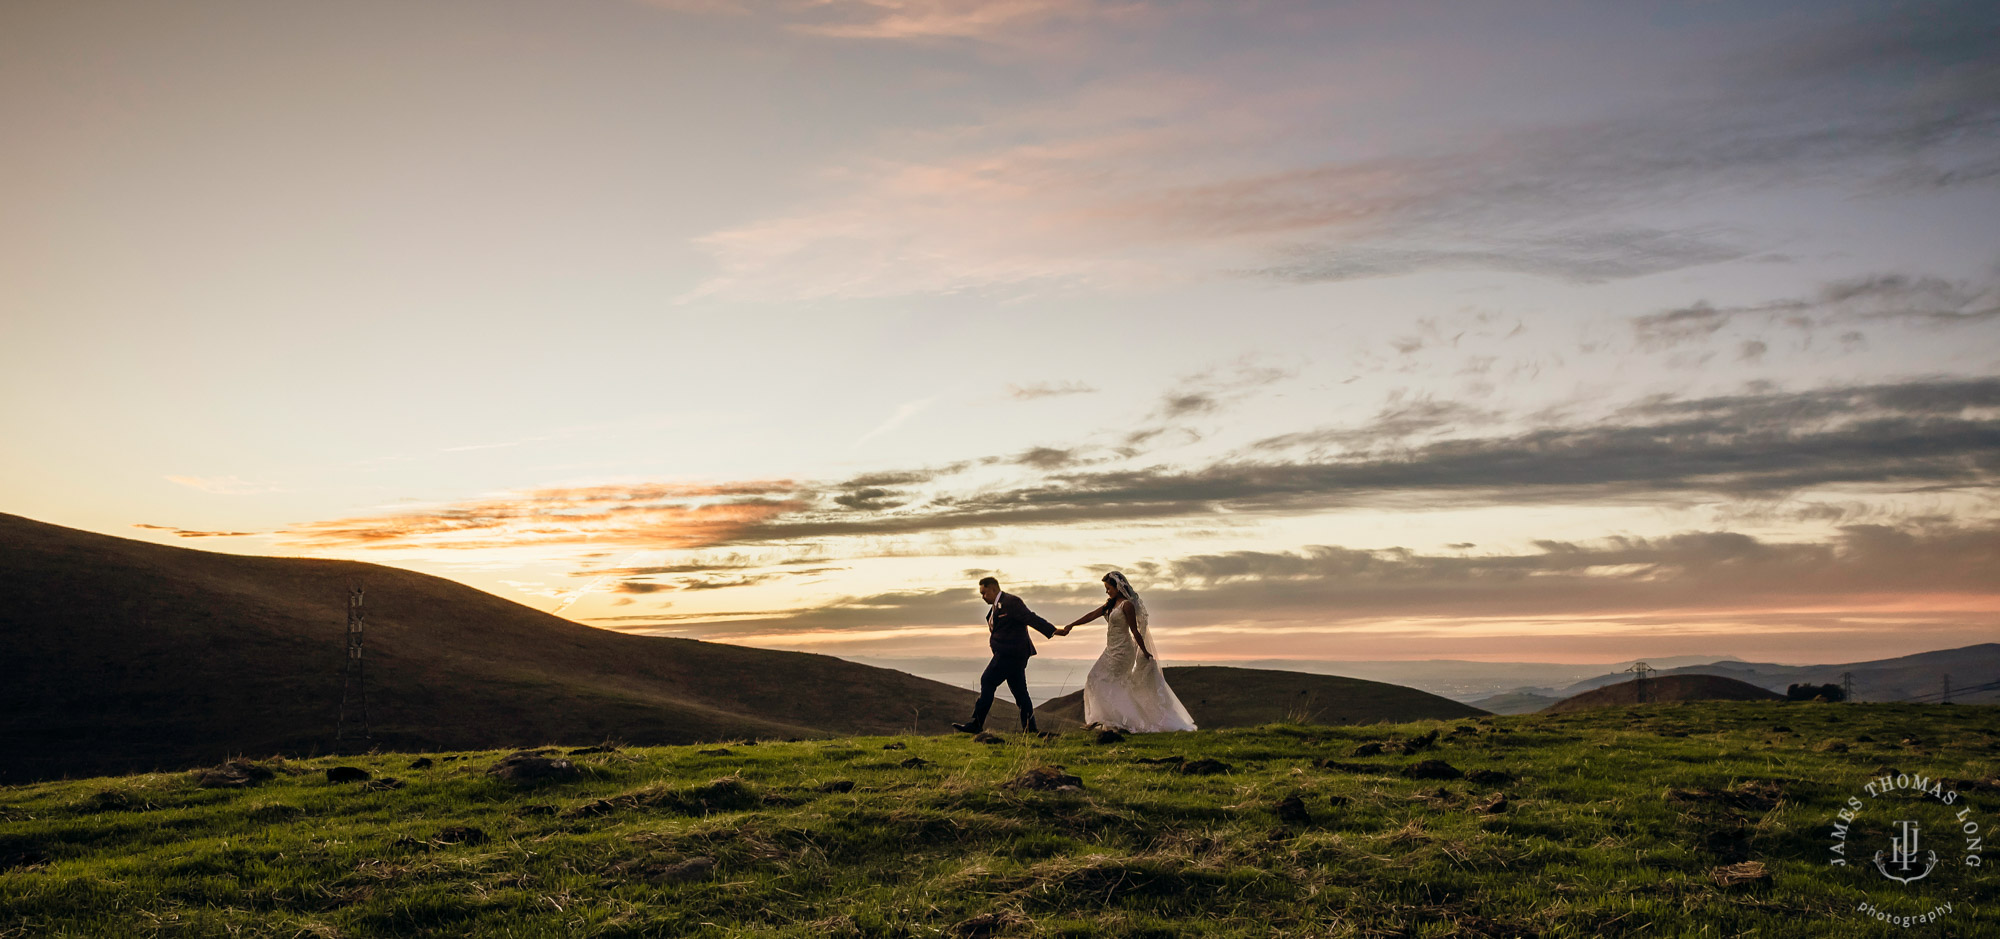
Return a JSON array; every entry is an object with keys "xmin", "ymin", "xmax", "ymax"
[{"xmin": 969, "ymin": 652, "xmax": 1035, "ymax": 730}]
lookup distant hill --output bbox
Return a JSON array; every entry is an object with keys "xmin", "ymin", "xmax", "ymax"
[
  {"xmin": 1544, "ymin": 674, "xmax": 1785, "ymax": 713},
  {"xmin": 1035, "ymin": 665, "xmax": 1487, "ymax": 730},
  {"xmin": 1469, "ymin": 690, "xmax": 1564, "ymax": 715},
  {"xmin": 0, "ymin": 513, "xmax": 976, "ymax": 783},
  {"xmin": 1554, "ymin": 644, "xmax": 2000, "ymax": 704}
]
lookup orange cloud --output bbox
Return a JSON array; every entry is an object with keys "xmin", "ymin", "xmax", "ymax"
[{"xmin": 282, "ymin": 481, "xmax": 805, "ymax": 551}]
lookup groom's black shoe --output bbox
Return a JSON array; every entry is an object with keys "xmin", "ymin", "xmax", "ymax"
[{"xmin": 951, "ymin": 721, "xmax": 982, "ymax": 733}]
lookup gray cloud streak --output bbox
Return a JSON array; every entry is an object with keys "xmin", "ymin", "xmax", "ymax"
[{"xmin": 640, "ymin": 520, "xmax": 2000, "ymax": 636}]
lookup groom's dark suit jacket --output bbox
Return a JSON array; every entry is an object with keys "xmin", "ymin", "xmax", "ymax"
[{"xmin": 988, "ymin": 592, "xmax": 1057, "ymax": 657}]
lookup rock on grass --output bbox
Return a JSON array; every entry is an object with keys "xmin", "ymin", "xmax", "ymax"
[{"xmin": 325, "ymin": 766, "xmax": 372, "ymax": 783}]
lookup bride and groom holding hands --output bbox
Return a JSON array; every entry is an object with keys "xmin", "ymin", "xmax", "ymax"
[{"xmin": 952, "ymin": 572, "xmax": 1197, "ymax": 735}]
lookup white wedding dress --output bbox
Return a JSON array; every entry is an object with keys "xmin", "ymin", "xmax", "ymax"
[{"xmin": 1082, "ymin": 603, "xmax": 1197, "ymax": 733}]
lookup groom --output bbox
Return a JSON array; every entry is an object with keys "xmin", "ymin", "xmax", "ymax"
[{"xmin": 953, "ymin": 576, "xmax": 1059, "ymax": 734}]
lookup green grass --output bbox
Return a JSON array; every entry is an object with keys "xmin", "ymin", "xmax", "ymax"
[{"xmin": 3, "ymin": 702, "xmax": 1995, "ymax": 937}]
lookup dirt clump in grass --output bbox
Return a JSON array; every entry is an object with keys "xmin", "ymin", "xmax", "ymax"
[
  {"xmin": 1663, "ymin": 779, "xmax": 1783, "ymax": 813},
  {"xmin": 193, "ymin": 759, "xmax": 278, "ymax": 788},
  {"xmin": 1095, "ymin": 729, "xmax": 1126, "ymax": 744},
  {"xmin": 608, "ymin": 853, "xmax": 716, "ymax": 884},
  {"xmin": 568, "ymin": 744, "xmax": 619, "ymax": 755},
  {"xmin": 1709, "ymin": 860, "xmax": 1770, "ymax": 887},
  {"xmin": 1275, "ymin": 794, "xmax": 1311, "ymax": 824},
  {"xmin": 435, "ymin": 825, "xmax": 488, "ymax": 846},
  {"xmin": 566, "ymin": 776, "xmax": 761, "ymax": 818},
  {"xmin": 1134, "ymin": 755, "xmax": 1183, "ymax": 765},
  {"xmin": 487, "ymin": 752, "xmax": 579, "ymax": 785},
  {"xmin": 361, "ymin": 777, "xmax": 404, "ymax": 792},
  {"xmin": 1403, "ymin": 760, "xmax": 1462, "ymax": 780},
  {"xmin": 0, "ymin": 839, "xmax": 48, "ymax": 871},
  {"xmin": 1315, "ymin": 758, "xmax": 1380, "ymax": 773},
  {"xmin": 386, "ymin": 825, "xmax": 489, "ymax": 853},
  {"xmin": 324, "ymin": 766, "xmax": 371, "ymax": 783},
  {"xmin": 953, "ymin": 910, "xmax": 1029, "ymax": 938},
  {"xmin": 1465, "ymin": 768, "xmax": 1514, "ymax": 786},
  {"xmin": 901, "ymin": 756, "xmax": 933, "ymax": 768},
  {"xmin": 1005, "ymin": 767, "xmax": 1084, "ymax": 791},
  {"xmin": 1178, "ymin": 758, "xmax": 1232, "ymax": 776},
  {"xmin": 408, "ymin": 757, "xmax": 434, "ymax": 770},
  {"xmin": 79, "ymin": 788, "xmax": 152, "ymax": 812}
]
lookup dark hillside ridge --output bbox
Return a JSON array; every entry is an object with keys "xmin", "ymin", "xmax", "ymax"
[
  {"xmin": 0, "ymin": 513, "xmax": 976, "ymax": 783},
  {"xmin": 1036, "ymin": 665, "xmax": 1488, "ymax": 729},
  {"xmin": 1545, "ymin": 674, "xmax": 1784, "ymax": 713},
  {"xmin": 1554, "ymin": 644, "xmax": 2000, "ymax": 704}
]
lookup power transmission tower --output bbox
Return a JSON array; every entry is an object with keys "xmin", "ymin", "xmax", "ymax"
[
  {"xmin": 337, "ymin": 586, "xmax": 370, "ymax": 742},
  {"xmin": 1625, "ymin": 661, "xmax": 1655, "ymax": 704},
  {"xmin": 1941, "ymin": 673, "xmax": 1952, "ymax": 705},
  {"xmin": 1841, "ymin": 671, "xmax": 1854, "ymax": 702}
]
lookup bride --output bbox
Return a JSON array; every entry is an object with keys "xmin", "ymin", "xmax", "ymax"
[{"xmin": 1056, "ymin": 571, "xmax": 1197, "ymax": 733}]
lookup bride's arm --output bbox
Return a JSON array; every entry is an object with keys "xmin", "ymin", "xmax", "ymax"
[{"xmin": 1057, "ymin": 602, "xmax": 1109, "ymax": 634}]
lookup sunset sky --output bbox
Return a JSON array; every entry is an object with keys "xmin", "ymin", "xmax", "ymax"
[{"xmin": 4, "ymin": 0, "xmax": 1996, "ymax": 667}]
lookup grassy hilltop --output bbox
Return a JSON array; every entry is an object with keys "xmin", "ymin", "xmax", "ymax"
[{"xmin": 3, "ymin": 701, "xmax": 1996, "ymax": 938}]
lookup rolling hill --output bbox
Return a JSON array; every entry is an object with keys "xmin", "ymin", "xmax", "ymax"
[
  {"xmin": 1543, "ymin": 674, "xmax": 1785, "ymax": 712},
  {"xmin": 1468, "ymin": 690, "xmax": 1565, "ymax": 715},
  {"xmin": 1035, "ymin": 665, "xmax": 1488, "ymax": 729},
  {"xmin": 0, "ymin": 513, "xmax": 977, "ymax": 784},
  {"xmin": 1552, "ymin": 644, "xmax": 2000, "ymax": 704}
]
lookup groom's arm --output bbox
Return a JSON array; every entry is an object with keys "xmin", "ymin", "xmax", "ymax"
[{"xmin": 1006, "ymin": 594, "xmax": 1058, "ymax": 638}]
